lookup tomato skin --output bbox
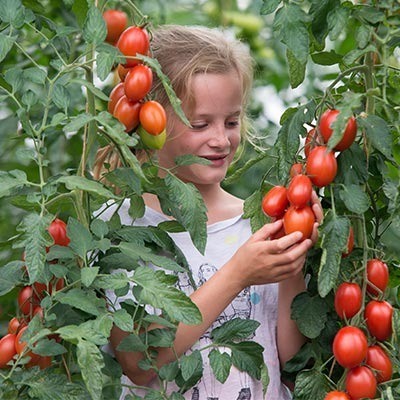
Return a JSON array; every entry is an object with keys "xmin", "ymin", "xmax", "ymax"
[
  {"xmin": 334, "ymin": 282, "xmax": 362, "ymax": 320},
  {"xmin": 0, "ymin": 333, "xmax": 17, "ymax": 368},
  {"xmin": 289, "ymin": 163, "xmax": 303, "ymax": 177},
  {"xmin": 342, "ymin": 226, "xmax": 354, "ymax": 258},
  {"xmin": 8, "ymin": 317, "xmax": 22, "ymax": 334},
  {"xmin": 138, "ymin": 126, "xmax": 166, "ymax": 150},
  {"xmin": 18, "ymin": 286, "xmax": 36, "ymax": 315},
  {"xmin": 108, "ymin": 82, "xmax": 125, "ymax": 114},
  {"xmin": 324, "ymin": 391, "xmax": 350, "ymax": 400},
  {"xmin": 48, "ymin": 218, "xmax": 70, "ymax": 247},
  {"xmin": 261, "ymin": 186, "xmax": 288, "ymax": 218},
  {"xmin": 113, "ymin": 95, "xmax": 141, "ymax": 132},
  {"xmin": 124, "ymin": 64, "xmax": 153, "ymax": 102},
  {"xmin": 117, "ymin": 26, "xmax": 150, "ymax": 67},
  {"xmin": 283, "ymin": 205, "xmax": 315, "ymax": 240},
  {"xmin": 366, "ymin": 258, "xmax": 389, "ymax": 296},
  {"xmin": 319, "ymin": 109, "xmax": 357, "ymax": 151},
  {"xmin": 332, "ymin": 326, "xmax": 368, "ymax": 368},
  {"xmin": 139, "ymin": 100, "xmax": 167, "ymax": 135},
  {"xmin": 365, "ymin": 300, "xmax": 393, "ymax": 341},
  {"xmin": 365, "ymin": 345, "xmax": 392, "ymax": 383},
  {"xmin": 306, "ymin": 146, "xmax": 337, "ymax": 187},
  {"xmin": 345, "ymin": 366, "xmax": 377, "ymax": 400},
  {"xmin": 287, "ymin": 174, "xmax": 312, "ymax": 208},
  {"xmin": 103, "ymin": 9, "xmax": 128, "ymax": 45}
]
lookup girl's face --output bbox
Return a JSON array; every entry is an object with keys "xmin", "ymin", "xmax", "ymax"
[{"xmin": 158, "ymin": 71, "xmax": 243, "ymax": 188}]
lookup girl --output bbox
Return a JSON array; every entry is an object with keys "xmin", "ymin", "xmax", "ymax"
[{"xmin": 99, "ymin": 25, "xmax": 322, "ymax": 399}]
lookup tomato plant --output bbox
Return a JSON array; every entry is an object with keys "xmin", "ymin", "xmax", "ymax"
[
  {"xmin": 345, "ymin": 366, "xmax": 377, "ymax": 400},
  {"xmin": 103, "ymin": 9, "xmax": 128, "ymax": 45},
  {"xmin": 365, "ymin": 345, "xmax": 392, "ymax": 383},
  {"xmin": 364, "ymin": 300, "xmax": 393, "ymax": 341},
  {"xmin": 261, "ymin": 186, "xmax": 288, "ymax": 217},
  {"xmin": 17, "ymin": 286, "xmax": 35, "ymax": 315},
  {"xmin": 124, "ymin": 64, "xmax": 153, "ymax": 102},
  {"xmin": 287, "ymin": 174, "xmax": 312, "ymax": 208},
  {"xmin": 0, "ymin": 334, "xmax": 17, "ymax": 368},
  {"xmin": 305, "ymin": 146, "xmax": 337, "ymax": 187},
  {"xmin": 283, "ymin": 205, "xmax": 315, "ymax": 240},
  {"xmin": 334, "ymin": 282, "xmax": 362, "ymax": 320},
  {"xmin": 139, "ymin": 100, "xmax": 167, "ymax": 135},
  {"xmin": 117, "ymin": 26, "xmax": 150, "ymax": 67},
  {"xmin": 366, "ymin": 258, "xmax": 389, "ymax": 296},
  {"xmin": 48, "ymin": 218, "xmax": 70, "ymax": 247}
]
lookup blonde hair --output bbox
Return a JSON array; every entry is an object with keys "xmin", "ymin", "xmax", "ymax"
[{"xmin": 93, "ymin": 24, "xmax": 254, "ymax": 183}]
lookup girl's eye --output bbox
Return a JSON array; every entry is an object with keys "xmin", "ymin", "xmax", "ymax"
[
  {"xmin": 226, "ymin": 120, "xmax": 240, "ymax": 128},
  {"xmin": 190, "ymin": 123, "xmax": 207, "ymax": 130}
]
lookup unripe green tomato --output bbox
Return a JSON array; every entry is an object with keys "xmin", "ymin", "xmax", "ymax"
[{"xmin": 138, "ymin": 125, "xmax": 166, "ymax": 150}]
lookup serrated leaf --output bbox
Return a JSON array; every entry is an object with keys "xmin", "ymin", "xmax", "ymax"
[
  {"xmin": 52, "ymin": 83, "xmax": 70, "ymax": 110},
  {"xmin": 336, "ymin": 145, "xmax": 368, "ymax": 185},
  {"xmin": 309, "ymin": 0, "xmax": 337, "ymax": 45},
  {"xmin": 230, "ymin": 341, "xmax": 264, "ymax": 379},
  {"xmin": 64, "ymin": 113, "xmax": 95, "ymax": 133},
  {"xmin": 318, "ymin": 213, "xmax": 350, "ymax": 297},
  {"xmin": 67, "ymin": 217, "xmax": 94, "ymax": 259},
  {"xmin": 180, "ymin": 350, "xmax": 203, "ymax": 381},
  {"xmin": 146, "ymin": 328, "xmax": 175, "ymax": 348},
  {"xmin": 0, "ymin": 0, "xmax": 25, "ymax": 27},
  {"xmin": 113, "ymin": 308, "xmax": 134, "ymax": 332},
  {"xmin": 23, "ymin": 67, "xmax": 47, "ymax": 84},
  {"xmin": 327, "ymin": 6, "xmax": 349, "ymax": 41},
  {"xmin": 343, "ymin": 44, "xmax": 377, "ymax": 65},
  {"xmin": 209, "ymin": 349, "xmax": 232, "ymax": 383},
  {"xmin": 117, "ymin": 333, "xmax": 147, "ymax": 352},
  {"xmin": 81, "ymin": 266, "xmax": 99, "ymax": 287},
  {"xmin": 82, "ymin": 5, "xmax": 106, "ymax": 45},
  {"xmin": 291, "ymin": 292, "xmax": 328, "ymax": 339},
  {"xmin": 159, "ymin": 360, "xmax": 180, "ymax": 381},
  {"xmin": 260, "ymin": 0, "xmax": 281, "ymax": 15},
  {"xmin": 243, "ymin": 188, "xmax": 267, "ymax": 233},
  {"xmin": 55, "ymin": 288, "xmax": 105, "ymax": 316},
  {"xmin": 174, "ymin": 154, "xmax": 212, "ymax": 167},
  {"xmin": 311, "ymin": 50, "xmax": 342, "ymax": 66},
  {"xmin": 287, "ymin": 48, "xmax": 306, "ymax": 88},
  {"xmin": 0, "ymin": 170, "xmax": 28, "ymax": 198},
  {"xmin": 339, "ymin": 184, "xmax": 370, "ymax": 214},
  {"xmin": 294, "ymin": 369, "xmax": 331, "ymax": 399},
  {"xmin": 0, "ymin": 261, "xmax": 24, "ymax": 295},
  {"xmin": 72, "ymin": 78, "xmax": 109, "ymax": 101},
  {"xmin": 96, "ymin": 44, "xmax": 120, "ymax": 81},
  {"xmin": 0, "ymin": 33, "xmax": 16, "ymax": 63},
  {"xmin": 5, "ymin": 68, "xmax": 23, "ymax": 93},
  {"xmin": 211, "ymin": 318, "xmax": 260, "ymax": 344},
  {"xmin": 32, "ymin": 337, "xmax": 67, "ymax": 356}
]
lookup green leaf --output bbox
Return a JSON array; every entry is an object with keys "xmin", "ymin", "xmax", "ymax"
[
  {"xmin": 209, "ymin": 349, "xmax": 232, "ymax": 383},
  {"xmin": 358, "ymin": 114, "xmax": 393, "ymax": 159},
  {"xmin": 343, "ymin": 44, "xmax": 377, "ymax": 65},
  {"xmin": 104, "ymin": 167, "xmax": 142, "ymax": 195},
  {"xmin": 23, "ymin": 67, "xmax": 47, "ymax": 84},
  {"xmin": 260, "ymin": 0, "xmax": 281, "ymax": 15},
  {"xmin": 117, "ymin": 333, "xmax": 147, "ymax": 352},
  {"xmin": 0, "ymin": 0, "xmax": 25, "ymax": 27},
  {"xmin": 327, "ymin": 6, "xmax": 349, "ymax": 41},
  {"xmin": 96, "ymin": 43, "xmax": 120, "ymax": 81},
  {"xmin": 82, "ymin": 5, "xmax": 106, "ymax": 45},
  {"xmin": 52, "ymin": 83, "xmax": 70, "ymax": 110},
  {"xmin": 113, "ymin": 308, "xmax": 134, "ymax": 332},
  {"xmin": 5, "ymin": 68, "xmax": 23, "ymax": 93},
  {"xmin": 287, "ymin": 48, "xmax": 306, "ymax": 88},
  {"xmin": 180, "ymin": 350, "xmax": 203, "ymax": 381},
  {"xmin": 67, "ymin": 217, "xmax": 95, "ymax": 259},
  {"xmin": 133, "ymin": 266, "xmax": 202, "ymax": 325},
  {"xmin": 309, "ymin": 0, "xmax": 338, "ymax": 45},
  {"xmin": 356, "ymin": 24, "xmax": 372, "ymax": 49},
  {"xmin": 339, "ymin": 184, "xmax": 370, "ymax": 214},
  {"xmin": 159, "ymin": 360, "xmax": 180, "ymax": 382},
  {"xmin": 0, "ymin": 261, "xmax": 24, "ymax": 295},
  {"xmin": 81, "ymin": 266, "xmax": 99, "ymax": 287},
  {"xmin": 94, "ymin": 271, "xmax": 130, "ymax": 290},
  {"xmin": 72, "ymin": 78, "xmax": 109, "ymax": 101},
  {"xmin": 174, "ymin": 154, "xmax": 212, "ymax": 167},
  {"xmin": 294, "ymin": 369, "xmax": 331, "ymax": 399},
  {"xmin": 163, "ymin": 174, "xmax": 207, "ymax": 255},
  {"xmin": 0, "ymin": 33, "xmax": 16, "ymax": 63},
  {"xmin": 243, "ymin": 188, "xmax": 268, "ymax": 233},
  {"xmin": 291, "ymin": 292, "xmax": 328, "ymax": 339},
  {"xmin": 211, "ymin": 318, "xmax": 260, "ymax": 343},
  {"xmin": 77, "ymin": 339, "xmax": 105, "ymax": 400},
  {"xmin": 230, "ymin": 341, "xmax": 264, "ymax": 379},
  {"xmin": 64, "ymin": 113, "xmax": 95, "ymax": 133},
  {"xmin": 146, "ymin": 328, "xmax": 175, "ymax": 348},
  {"xmin": 336, "ymin": 145, "xmax": 368, "ymax": 185},
  {"xmin": 55, "ymin": 288, "xmax": 106, "ymax": 316},
  {"xmin": 318, "ymin": 212, "xmax": 350, "ymax": 297},
  {"xmin": 0, "ymin": 170, "xmax": 28, "ymax": 198},
  {"xmin": 31, "ymin": 337, "xmax": 67, "ymax": 356},
  {"xmin": 311, "ymin": 50, "xmax": 342, "ymax": 66}
]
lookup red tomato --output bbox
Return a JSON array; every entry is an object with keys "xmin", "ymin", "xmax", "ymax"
[
  {"xmin": 113, "ymin": 95, "xmax": 141, "ymax": 132},
  {"xmin": 324, "ymin": 391, "xmax": 350, "ymax": 400},
  {"xmin": 342, "ymin": 226, "xmax": 354, "ymax": 258},
  {"xmin": 15, "ymin": 326, "xmax": 41, "ymax": 364},
  {"xmin": 117, "ymin": 63, "xmax": 130, "ymax": 81},
  {"xmin": 334, "ymin": 282, "xmax": 362, "ymax": 320},
  {"xmin": 319, "ymin": 109, "xmax": 357, "ymax": 151},
  {"xmin": 117, "ymin": 26, "xmax": 150, "ymax": 67},
  {"xmin": 365, "ymin": 300, "xmax": 393, "ymax": 341},
  {"xmin": 32, "ymin": 355, "xmax": 52, "ymax": 369},
  {"xmin": 366, "ymin": 258, "xmax": 389, "ymax": 296},
  {"xmin": 304, "ymin": 128, "xmax": 321, "ymax": 158},
  {"xmin": 103, "ymin": 9, "xmax": 128, "ymax": 45},
  {"xmin": 332, "ymin": 326, "xmax": 368, "ymax": 368},
  {"xmin": 8, "ymin": 317, "xmax": 22, "ymax": 334},
  {"xmin": 287, "ymin": 174, "xmax": 312, "ymax": 208},
  {"xmin": 18, "ymin": 286, "xmax": 35, "ymax": 315},
  {"xmin": 345, "ymin": 366, "xmax": 377, "ymax": 400},
  {"xmin": 139, "ymin": 100, "xmax": 167, "ymax": 135},
  {"xmin": 283, "ymin": 206, "xmax": 315, "ymax": 240},
  {"xmin": 289, "ymin": 163, "xmax": 303, "ymax": 177},
  {"xmin": 48, "ymin": 218, "xmax": 70, "ymax": 247},
  {"xmin": 306, "ymin": 146, "xmax": 337, "ymax": 187},
  {"xmin": 365, "ymin": 345, "xmax": 392, "ymax": 383},
  {"xmin": 124, "ymin": 64, "xmax": 153, "ymax": 102},
  {"xmin": 0, "ymin": 333, "xmax": 17, "ymax": 368},
  {"xmin": 261, "ymin": 186, "xmax": 288, "ymax": 218},
  {"xmin": 108, "ymin": 82, "xmax": 125, "ymax": 114}
]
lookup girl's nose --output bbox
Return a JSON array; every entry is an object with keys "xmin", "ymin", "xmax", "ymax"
[{"xmin": 209, "ymin": 125, "xmax": 230, "ymax": 148}]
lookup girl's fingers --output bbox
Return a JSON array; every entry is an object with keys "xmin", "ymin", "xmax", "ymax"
[{"xmin": 251, "ymin": 220, "xmax": 283, "ymax": 242}]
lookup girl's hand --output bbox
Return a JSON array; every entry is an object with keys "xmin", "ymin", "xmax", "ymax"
[{"xmin": 310, "ymin": 190, "xmax": 323, "ymax": 244}]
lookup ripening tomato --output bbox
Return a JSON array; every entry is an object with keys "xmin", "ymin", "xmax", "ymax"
[
  {"xmin": 117, "ymin": 26, "xmax": 150, "ymax": 67},
  {"xmin": 8, "ymin": 317, "xmax": 22, "ymax": 335},
  {"xmin": 342, "ymin": 226, "xmax": 354, "ymax": 258},
  {"xmin": 304, "ymin": 128, "xmax": 321, "ymax": 158},
  {"xmin": 0, "ymin": 333, "xmax": 17, "ymax": 368},
  {"xmin": 332, "ymin": 326, "xmax": 368, "ymax": 368},
  {"xmin": 289, "ymin": 163, "xmax": 303, "ymax": 177},
  {"xmin": 117, "ymin": 63, "xmax": 130, "ymax": 82},
  {"xmin": 366, "ymin": 258, "xmax": 389, "ymax": 296},
  {"xmin": 283, "ymin": 205, "xmax": 315, "ymax": 240},
  {"xmin": 48, "ymin": 218, "xmax": 70, "ymax": 247},
  {"xmin": 365, "ymin": 300, "xmax": 393, "ymax": 341},
  {"xmin": 345, "ymin": 366, "xmax": 377, "ymax": 400},
  {"xmin": 324, "ymin": 391, "xmax": 350, "ymax": 400},
  {"xmin": 18, "ymin": 286, "xmax": 35, "ymax": 315},
  {"xmin": 334, "ymin": 282, "xmax": 362, "ymax": 320},
  {"xmin": 261, "ymin": 186, "xmax": 288, "ymax": 218},
  {"xmin": 124, "ymin": 64, "xmax": 153, "ymax": 102},
  {"xmin": 15, "ymin": 326, "xmax": 41, "ymax": 365},
  {"xmin": 113, "ymin": 95, "xmax": 141, "ymax": 132},
  {"xmin": 306, "ymin": 146, "xmax": 337, "ymax": 187},
  {"xmin": 365, "ymin": 345, "xmax": 392, "ymax": 383},
  {"xmin": 103, "ymin": 9, "xmax": 128, "ymax": 45},
  {"xmin": 287, "ymin": 174, "xmax": 312, "ymax": 208},
  {"xmin": 138, "ymin": 125, "xmax": 167, "ymax": 150},
  {"xmin": 319, "ymin": 109, "xmax": 357, "ymax": 152},
  {"xmin": 139, "ymin": 100, "xmax": 167, "ymax": 135},
  {"xmin": 108, "ymin": 82, "xmax": 125, "ymax": 114}
]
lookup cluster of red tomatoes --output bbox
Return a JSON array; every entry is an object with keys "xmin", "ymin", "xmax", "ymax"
[
  {"xmin": 0, "ymin": 218, "xmax": 69, "ymax": 371},
  {"xmin": 325, "ymin": 259, "xmax": 392, "ymax": 400},
  {"xmin": 261, "ymin": 108, "xmax": 357, "ymax": 241},
  {"xmin": 103, "ymin": 9, "xmax": 167, "ymax": 150}
]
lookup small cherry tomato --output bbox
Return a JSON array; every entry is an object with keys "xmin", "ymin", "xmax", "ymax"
[
  {"xmin": 113, "ymin": 95, "xmax": 141, "ymax": 132},
  {"xmin": 261, "ymin": 186, "xmax": 288, "ymax": 218},
  {"xmin": 345, "ymin": 366, "xmax": 377, "ymax": 400},
  {"xmin": 0, "ymin": 333, "xmax": 17, "ymax": 368},
  {"xmin": 319, "ymin": 109, "xmax": 357, "ymax": 151},
  {"xmin": 283, "ymin": 205, "xmax": 315, "ymax": 240},
  {"xmin": 48, "ymin": 218, "xmax": 70, "ymax": 247},
  {"xmin": 289, "ymin": 163, "xmax": 303, "ymax": 177},
  {"xmin": 365, "ymin": 300, "xmax": 393, "ymax": 341},
  {"xmin": 124, "ymin": 64, "xmax": 153, "ymax": 102},
  {"xmin": 8, "ymin": 317, "xmax": 22, "ymax": 335},
  {"xmin": 366, "ymin": 258, "xmax": 389, "ymax": 296},
  {"xmin": 334, "ymin": 282, "xmax": 362, "ymax": 320},
  {"xmin": 117, "ymin": 26, "xmax": 150, "ymax": 67},
  {"xmin": 108, "ymin": 82, "xmax": 126, "ymax": 114},
  {"xmin": 139, "ymin": 100, "xmax": 167, "ymax": 135},
  {"xmin": 324, "ymin": 391, "xmax": 350, "ymax": 400},
  {"xmin": 342, "ymin": 226, "xmax": 354, "ymax": 258},
  {"xmin": 103, "ymin": 9, "xmax": 128, "ymax": 45},
  {"xmin": 332, "ymin": 326, "xmax": 368, "ymax": 368},
  {"xmin": 306, "ymin": 146, "xmax": 337, "ymax": 187},
  {"xmin": 365, "ymin": 345, "xmax": 392, "ymax": 383},
  {"xmin": 287, "ymin": 174, "xmax": 313, "ymax": 208}
]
